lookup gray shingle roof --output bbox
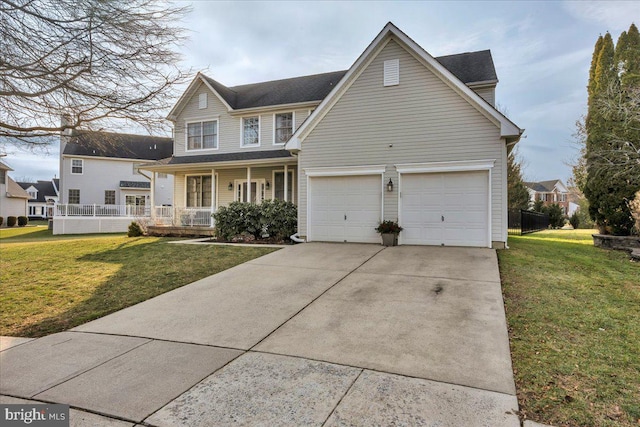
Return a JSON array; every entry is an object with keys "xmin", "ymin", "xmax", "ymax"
[
  {"xmin": 17, "ymin": 180, "xmax": 57, "ymax": 202},
  {"xmin": 524, "ymin": 180, "xmax": 561, "ymax": 192},
  {"xmin": 201, "ymin": 50, "xmax": 496, "ymax": 110},
  {"xmin": 155, "ymin": 150, "xmax": 293, "ymax": 166},
  {"xmin": 119, "ymin": 181, "xmax": 151, "ymax": 189},
  {"xmin": 64, "ymin": 131, "xmax": 173, "ymax": 161},
  {"xmin": 435, "ymin": 50, "xmax": 497, "ymax": 84}
]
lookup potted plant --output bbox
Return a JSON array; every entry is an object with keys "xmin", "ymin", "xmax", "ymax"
[{"xmin": 375, "ymin": 220, "xmax": 403, "ymax": 246}]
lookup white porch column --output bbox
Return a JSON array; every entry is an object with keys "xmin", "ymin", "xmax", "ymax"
[
  {"xmin": 284, "ymin": 164, "xmax": 288, "ymax": 202},
  {"xmin": 246, "ymin": 166, "xmax": 252, "ymax": 203},
  {"xmin": 150, "ymin": 172, "xmax": 156, "ymax": 220},
  {"xmin": 210, "ymin": 169, "xmax": 215, "ymax": 227}
]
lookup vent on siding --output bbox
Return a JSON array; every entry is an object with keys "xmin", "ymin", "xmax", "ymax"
[
  {"xmin": 383, "ymin": 59, "xmax": 399, "ymax": 87},
  {"xmin": 198, "ymin": 93, "xmax": 207, "ymax": 109}
]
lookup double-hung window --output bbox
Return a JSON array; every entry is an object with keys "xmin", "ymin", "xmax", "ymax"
[
  {"xmin": 242, "ymin": 116, "xmax": 260, "ymax": 146},
  {"xmin": 187, "ymin": 121, "xmax": 218, "ymax": 150},
  {"xmin": 71, "ymin": 159, "xmax": 83, "ymax": 174},
  {"xmin": 68, "ymin": 189, "xmax": 80, "ymax": 204},
  {"xmin": 105, "ymin": 190, "xmax": 116, "ymax": 205},
  {"xmin": 274, "ymin": 113, "xmax": 293, "ymax": 144},
  {"xmin": 186, "ymin": 175, "xmax": 213, "ymax": 207}
]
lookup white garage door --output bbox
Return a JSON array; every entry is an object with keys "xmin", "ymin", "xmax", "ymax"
[
  {"xmin": 401, "ymin": 171, "xmax": 489, "ymax": 247},
  {"xmin": 309, "ymin": 175, "xmax": 381, "ymax": 243}
]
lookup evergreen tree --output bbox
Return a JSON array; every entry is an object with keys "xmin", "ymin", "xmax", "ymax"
[
  {"xmin": 507, "ymin": 149, "xmax": 531, "ymax": 210},
  {"xmin": 583, "ymin": 25, "xmax": 640, "ymax": 235}
]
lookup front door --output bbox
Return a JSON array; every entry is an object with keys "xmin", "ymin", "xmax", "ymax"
[{"xmin": 235, "ymin": 180, "xmax": 265, "ymax": 203}]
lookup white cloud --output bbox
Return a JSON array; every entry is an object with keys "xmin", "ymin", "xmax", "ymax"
[{"xmin": 563, "ymin": 1, "xmax": 640, "ymax": 31}]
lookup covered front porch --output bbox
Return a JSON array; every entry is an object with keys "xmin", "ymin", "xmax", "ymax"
[{"xmin": 145, "ymin": 150, "xmax": 298, "ymax": 230}]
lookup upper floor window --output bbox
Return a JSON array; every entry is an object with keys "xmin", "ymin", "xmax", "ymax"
[
  {"xmin": 187, "ymin": 120, "xmax": 218, "ymax": 150},
  {"xmin": 71, "ymin": 159, "xmax": 83, "ymax": 174},
  {"xmin": 559, "ymin": 193, "xmax": 566, "ymax": 202},
  {"xmin": 274, "ymin": 113, "xmax": 293, "ymax": 145},
  {"xmin": 28, "ymin": 190, "xmax": 37, "ymax": 199},
  {"xmin": 242, "ymin": 116, "xmax": 260, "ymax": 147}
]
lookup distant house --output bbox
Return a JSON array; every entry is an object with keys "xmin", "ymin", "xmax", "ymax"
[
  {"xmin": 524, "ymin": 179, "xmax": 571, "ymax": 215},
  {"xmin": 55, "ymin": 130, "xmax": 174, "ymax": 234},
  {"xmin": 18, "ymin": 179, "xmax": 59, "ymax": 219},
  {"xmin": 0, "ymin": 159, "xmax": 30, "ymax": 222}
]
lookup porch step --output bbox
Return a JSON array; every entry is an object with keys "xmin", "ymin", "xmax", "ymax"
[{"xmin": 148, "ymin": 225, "xmax": 215, "ymax": 238}]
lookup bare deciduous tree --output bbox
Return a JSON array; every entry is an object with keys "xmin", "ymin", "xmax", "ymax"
[{"xmin": 0, "ymin": 0, "xmax": 191, "ymax": 147}]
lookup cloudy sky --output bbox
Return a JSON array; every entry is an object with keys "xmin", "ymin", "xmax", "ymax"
[{"xmin": 4, "ymin": 0, "xmax": 639, "ymax": 185}]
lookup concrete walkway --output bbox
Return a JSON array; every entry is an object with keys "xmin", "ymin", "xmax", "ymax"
[{"xmin": 0, "ymin": 243, "xmax": 520, "ymax": 426}]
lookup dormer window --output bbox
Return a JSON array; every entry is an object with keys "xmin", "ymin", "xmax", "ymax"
[
  {"xmin": 242, "ymin": 116, "xmax": 260, "ymax": 147},
  {"xmin": 187, "ymin": 120, "xmax": 218, "ymax": 150}
]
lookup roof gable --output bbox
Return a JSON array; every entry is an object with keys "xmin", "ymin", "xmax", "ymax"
[
  {"xmin": 168, "ymin": 45, "xmax": 500, "ymax": 121},
  {"xmin": 63, "ymin": 131, "xmax": 173, "ymax": 161},
  {"xmin": 17, "ymin": 180, "xmax": 57, "ymax": 202},
  {"xmin": 287, "ymin": 22, "xmax": 522, "ymax": 151}
]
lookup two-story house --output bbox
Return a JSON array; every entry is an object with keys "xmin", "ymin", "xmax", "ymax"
[
  {"xmin": 0, "ymin": 159, "xmax": 30, "ymax": 221},
  {"xmin": 524, "ymin": 179, "xmax": 570, "ymax": 214},
  {"xmin": 144, "ymin": 23, "xmax": 523, "ymax": 248},
  {"xmin": 18, "ymin": 179, "xmax": 59, "ymax": 219},
  {"xmin": 54, "ymin": 130, "xmax": 175, "ymax": 234}
]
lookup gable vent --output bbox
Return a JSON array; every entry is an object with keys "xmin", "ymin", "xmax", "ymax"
[
  {"xmin": 383, "ymin": 59, "xmax": 399, "ymax": 86},
  {"xmin": 198, "ymin": 93, "xmax": 207, "ymax": 109}
]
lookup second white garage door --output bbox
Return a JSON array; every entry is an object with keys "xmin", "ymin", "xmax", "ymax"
[
  {"xmin": 401, "ymin": 171, "xmax": 489, "ymax": 247},
  {"xmin": 308, "ymin": 175, "xmax": 381, "ymax": 243}
]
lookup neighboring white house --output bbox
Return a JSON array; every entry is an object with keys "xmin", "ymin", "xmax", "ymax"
[
  {"xmin": 142, "ymin": 22, "xmax": 523, "ymax": 248},
  {"xmin": 55, "ymin": 130, "xmax": 174, "ymax": 234},
  {"xmin": 0, "ymin": 159, "xmax": 29, "ymax": 222},
  {"xmin": 18, "ymin": 179, "xmax": 59, "ymax": 219}
]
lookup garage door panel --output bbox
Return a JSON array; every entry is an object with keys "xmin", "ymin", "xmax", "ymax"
[
  {"xmin": 309, "ymin": 175, "xmax": 381, "ymax": 243},
  {"xmin": 401, "ymin": 171, "xmax": 488, "ymax": 247}
]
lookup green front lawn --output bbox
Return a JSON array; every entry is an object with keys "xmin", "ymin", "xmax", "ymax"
[
  {"xmin": 499, "ymin": 230, "xmax": 639, "ymax": 427},
  {"xmin": 0, "ymin": 231, "xmax": 278, "ymax": 337}
]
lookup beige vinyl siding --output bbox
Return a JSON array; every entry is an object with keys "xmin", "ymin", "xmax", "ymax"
[
  {"xmin": 174, "ymin": 167, "xmax": 297, "ymax": 209},
  {"xmin": 472, "ymin": 87, "xmax": 496, "ymax": 107},
  {"xmin": 173, "ymin": 82, "xmax": 294, "ymax": 156},
  {"xmin": 299, "ymin": 38, "xmax": 506, "ymax": 243}
]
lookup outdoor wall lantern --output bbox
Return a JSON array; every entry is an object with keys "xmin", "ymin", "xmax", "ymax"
[
  {"xmin": 228, "ymin": 182, "xmax": 233, "ymax": 191},
  {"xmin": 265, "ymin": 181, "xmax": 271, "ymax": 190},
  {"xmin": 387, "ymin": 178, "xmax": 394, "ymax": 192}
]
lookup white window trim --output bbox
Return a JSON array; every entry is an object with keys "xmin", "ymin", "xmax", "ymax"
[
  {"xmin": 234, "ymin": 178, "xmax": 266, "ymax": 203},
  {"xmin": 70, "ymin": 158, "xmax": 83, "ymax": 175},
  {"xmin": 185, "ymin": 119, "xmax": 219, "ymax": 152},
  {"xmin": 273, "ymin": 112, "xmax": 295, "ymax": 146},
  {"xmin": 240, "ymin": 116, "xmax": 261, "ymax": 148},
  {"xmin": 184, "ymin": 173, "xmax": 218, "ymax": 209},
  {"xmin": 271, "ymin": 169, "xmax": 295, "ymax": 201},
  {"xmin": 304, "ymin": 165, "xmax": 386, "ymax": 177},
  {"xmin": 394, "ymin": 159, "xmax": 494, "ymax": 249}
]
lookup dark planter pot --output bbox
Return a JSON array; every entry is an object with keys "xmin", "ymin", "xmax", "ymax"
[{"xmin": 381, "ymin": 233, "xmax": 398, "ymax": 247}]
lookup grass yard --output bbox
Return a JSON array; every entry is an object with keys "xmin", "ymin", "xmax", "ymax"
[
  {"xmin": 0, "ymin": 228, "xmax": 278, "ymax": 337},
  {"xmin": 498, "ymin": 230, "xmax": 639, "ymax": 427}
]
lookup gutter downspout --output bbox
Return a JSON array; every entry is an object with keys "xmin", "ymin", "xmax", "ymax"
[{"xmin": 290, "ymin": 232, "xmax": 305, "ymax": 243}]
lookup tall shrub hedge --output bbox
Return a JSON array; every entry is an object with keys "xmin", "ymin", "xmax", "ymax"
[{"xmin": 213, "ymin": 200, "xmax": 297, "ymax": 241}]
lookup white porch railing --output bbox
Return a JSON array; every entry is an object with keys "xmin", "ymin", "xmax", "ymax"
[
  {"xmin": 54, "ymin": 204, "xmax": 214, "ymax": 227},
  {"xmin": 154, "ymin": 207, "xmax": 214, "ymax": 227},
  {"xmin": 55, "ymin": 204, "xmax": 150, "ymax": 217}
]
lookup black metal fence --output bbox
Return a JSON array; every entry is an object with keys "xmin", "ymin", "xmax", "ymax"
[{"xmin": 508, "ymin": 209, "xmax": 549, "ymax": 235}]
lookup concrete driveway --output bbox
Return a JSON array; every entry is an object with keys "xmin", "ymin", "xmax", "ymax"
[{"xmin": 0, "ymin": 243, "xmax": 520, "ymax": 426}]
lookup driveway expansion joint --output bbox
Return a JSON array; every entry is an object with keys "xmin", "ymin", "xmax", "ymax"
[{"xmin": 248, "ymin": 246, "xmax": 386, "ymax": 352}]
